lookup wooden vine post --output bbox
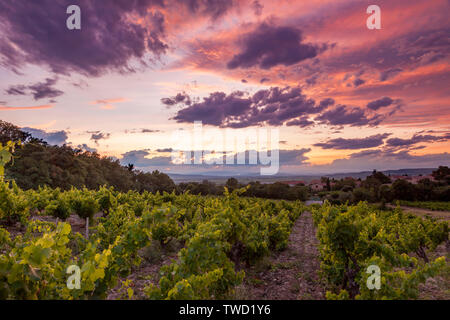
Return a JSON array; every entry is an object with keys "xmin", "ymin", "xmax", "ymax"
[{"xmin": 86, "ymin": 217, "xmax": 89, "ymax": 239}]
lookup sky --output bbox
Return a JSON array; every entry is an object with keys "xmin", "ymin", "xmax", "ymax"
[{"xmin": 0, "ymin": 0, "xmax": 449, "ymax": 175}]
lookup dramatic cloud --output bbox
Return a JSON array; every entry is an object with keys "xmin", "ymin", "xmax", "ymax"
[
  {"xmin": 176, "ymin": 0, "xmax": 234, "ymax": 19},
  {"xmin": 379, "ymin": 68, "xmax": 402, "ymax": 81},
  {"xmin": 251, "ymin": 0, "xmax": 263, "ymax": 16},
  {"xmin": 121, "ymin": 149, "xmax": 172, "ymax": 167},
  {"xmin": 0, "ymin": 0, "xmax": 167, "ymax": 76},
  {"xmin": 285, "ymin": 117, "xmax": 314, "ymax": 128},
  {"xmin": 227, "ymin": 23, "xmax": 324, "ymax": 69},
  {"xmin": 170, "ymin": 87, "xmax": 392, "ymax": 129},
  {"xmin": 89, "ymin": 131, "xmax": 111, "ymax": 144},
  {"xmin": 5, "ymin": 86, "xmax": 26, "ymax": 96},
  {"xmin": 22, "ymin": 127, "xmax": 68, "ymax": 145},
  {"xmin": 278, "ymin": 148, "xmax": 310, "ymax": 166},
  {"xmin": 318, "ymin": 98, "xmax": 335, "ymax": 109},
  {"xmin": 367, "ymin": 97, "xmax": 394, "ymax": 111},
  {"xmin": 120, "ymin": 147, "xmax": 311, "ymax": 169},
  {"xmin": 6, "ymin": 78, "xmax": 63, "ymax": 101},
  {"xmin": 315, "ymin": 105, "xmax": 384, "ymax": 127},
  {"xmin": 161, "ymin": 92, "xmax": 191, "ymax": 107},
  {"xmin": 320, "ymin": 27, "xmax": 450, "ymax": 77},
  {"xmin": 314, "ymin": 133, "xmax": 391, "ymax": 150},
  {"xmin": 323, "ymin": 149, "xmax": 450, "ymax": 172},
  {"xmin": 77, "ymin": 144, "xmax": 97, "ymax": 153},
  {"xmin": 0, "ymin": 0, "xmax": 448, "ymax": 176},
  {"xmin": 171, "ymin": 86, "xmax": 328, "ymax": 128},
  {"xmin": 353, "ymin": 78, "xmax": 365, "ymax": 87},
  {"xmin": 386, "ymin": 133, "xmax": 450, "ymax": 148}
]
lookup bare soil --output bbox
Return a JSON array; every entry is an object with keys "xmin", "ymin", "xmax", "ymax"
[
  {"xmin": 107, "ymin": 241, "xmax": 180, "ymax": 300},
  {"xmin": 233, "ymin": 211, "xmax": 326, "ymax": 300},
  {"xmin": 418, "ymin": 242, "xmax": 450, "ymax": 300}
]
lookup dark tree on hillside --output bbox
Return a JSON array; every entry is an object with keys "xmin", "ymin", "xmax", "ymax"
[
  {"xmin": 391, "ymin": 179, "xmax": 416, "ymax": 201},
  {"xmin": 225, "ymin": 177, "xmax": 239, "ymax": 191},
  {"xmin": 370, "ymin": 170, "xmax": 392, "ymax": 184},
  {"xmin": 1, "ymin": 120, "xmax": 176, "ymax": 193},
  {"xmin": 0, "ymin": 120, "xmax": 31, "ymax": 145},
  {"xmin": 432, "ymin": 166, "xmax": 450, "ymax": 184}
]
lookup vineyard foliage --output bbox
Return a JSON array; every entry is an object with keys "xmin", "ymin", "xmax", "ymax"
[
  {"xmin": 0, "ymin": 142, "xmax": 449, "ymax": 300},
  {"xmin": 0, "ymin": 144, "xmax": 304, "ymax": 299},
  {"xmin": 312, "ymin": 202, "xmax": 448, "ymax": 299},
  {"xmin": 397, "ymin": 200, "xmax": 450, "ymax": 212}
]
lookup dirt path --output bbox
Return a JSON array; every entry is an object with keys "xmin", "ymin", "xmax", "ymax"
[
  {"xmin": 387, "ymin": 204, "xmax": 450, "ymax": 221},
  {"xmin": 107, "ymin": 242, "xmax": 180, "ymax": 300},
  {"xmin": 235, "ymin": 211, "xmax": 325, "ymax": 300}
]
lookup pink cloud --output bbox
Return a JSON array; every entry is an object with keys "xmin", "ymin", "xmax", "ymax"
[{"xmin": 0, "ymin": 104, "xmax": 53, "ymax": 110}]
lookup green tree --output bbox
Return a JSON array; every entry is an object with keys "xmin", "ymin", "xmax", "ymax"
[
  {"xmin": 432, "ymin": 166, "xmax": 450, "ymax": 184},
  {"xmin": 391, "ymin": 179, "xmax": 416, "ymax": 201},
  {"xmin": 225, "ymin": 177, "xmax": 239, "ymax": 192}
]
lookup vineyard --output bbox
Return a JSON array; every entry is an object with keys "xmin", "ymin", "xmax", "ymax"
[
  {"xmin": 0, "ymin": 142, "xmax": 449, "ymax": 300},
  {"xmin": 397, "ymin": 201, "xmax": 450, "ymax": 212}
]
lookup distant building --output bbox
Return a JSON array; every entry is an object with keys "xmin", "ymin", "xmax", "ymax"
[
  {"xmin": 309, "ymin": 179, "xmax": 325, "ymax": 191},
  {"xmin": 390, "ymin": 175, "xmax": 411, "ymax": 181}
]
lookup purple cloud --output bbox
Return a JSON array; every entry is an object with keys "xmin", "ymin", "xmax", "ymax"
[
  {"xmin": 177, "ymin": 0, "xmax": 234, "ymax": 19},
  {"xmin": 89, "ymin": 131, "xmax": 111, "ymax": 144},
  {"xmin": 251, "ymin": 0, "xmax": 263, "ymax": 16},
  {"xmin": 8, "ymin": 78, "xmax": 64, "ymax": 101},
  {"xmin": 318, "ymin": 98, "xmax": 335, "ymax": 109},
  {"xmin": 353, "ymin": 78, "xmax": 365, "ymax": 87},
  {"xmin": 227, "ymin": 22, "xmax": 324, "ymax": 69},
  {"xmin": 5, "ymin": 85, "xmax": 27, "ymax": 96},
  {"xmin": 121, "ymin": 147, "xmax": 311, "ymax": 169},
  {"xmin": 121, "ymin": 149, "xmax": 170, "ymax": 167},
  {"xmin": 77, "ymin": 144, "xmax": 97, "ymax": 153},
  {"xmin": 314, "ymin": 133, "xmax": 391, "ymax": 150},
  {"xmin": 386, "ymin": 133, "xmax": 450, "ymax": 148},
  {"xmin": 171, "ymin": 86, "xmax": 326, "ymax": 128},
  {"xmin": 367, "ymin": 97, "xmax": 394, "ymax": 110},
  {"xmin": 161, "ymin": 92, "xmax": 191, "ymax": 107},
  {"xmin": 379, "ymin": 68, "xmax": 402, "ymax": 81},
  {"xmin": 22, "ymin": 127, "xmax": 68, "ymax": 146},
  {"xmin": 0, "ymin": 0, "xmax": 167, "ymax": 77},
  {"xmin": 315, "ymin": 105, "xmax": 383, "ymax": 127},
  {"xmin": 285, "ymin": 117, "xmax": 314, "ymax": 128}
]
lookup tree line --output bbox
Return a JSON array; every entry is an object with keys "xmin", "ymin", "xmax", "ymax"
[
  {"xmin": 178, "ymin": 178, "xmax": 310, "ymax": 201},
  {"xmin": 318, "ymin": 168, "xmax": 450, "ymax": 205},
  {"xmin": 0, "ymin": 120, "xmax": 175, "ymax": 193}
]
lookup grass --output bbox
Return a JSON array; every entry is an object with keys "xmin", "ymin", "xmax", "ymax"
[{"xmin": 397, "ymin": 201, "xmax": 450, "ymax": 212}]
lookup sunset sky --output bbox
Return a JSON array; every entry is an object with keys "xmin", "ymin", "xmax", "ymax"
[{"xmin": 0, "ymin": 0, "xmax": 449, "ymax": 175}]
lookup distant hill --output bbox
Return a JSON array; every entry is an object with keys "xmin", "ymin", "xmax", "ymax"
[{"xmin": 168, "ymin": 168, "xmax": 437, "ymax": 184}]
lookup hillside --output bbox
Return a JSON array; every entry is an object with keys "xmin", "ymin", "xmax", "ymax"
[{"xmin": 0, "ymin": 120, "xmax": 175, "ymax": 193}]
